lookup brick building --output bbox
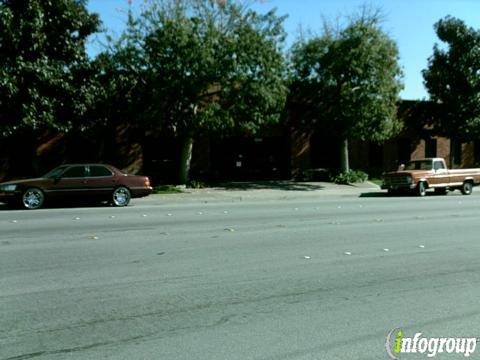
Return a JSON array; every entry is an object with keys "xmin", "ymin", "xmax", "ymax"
[
  {"xmin": 290, "ymin": 100, "xmax": 480, "ymax": 179},
  {"xmin": 1, "ymin": 100, "xmax": 479, "ymax": 183}
]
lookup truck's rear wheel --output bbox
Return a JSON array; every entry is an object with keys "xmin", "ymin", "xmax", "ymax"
[
  {"xmin": 461, "ymin": 181, "xmax": 473, "ymax": 195},
  {"xmin": 417, "ymin": 182, "xmax": 427, "ymax": 197}
]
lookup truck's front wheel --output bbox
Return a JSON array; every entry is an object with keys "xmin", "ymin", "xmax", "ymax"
[
  {"xmin": 461, "ymin": 181, "xmax": 473, "ymax": 195},
  {"xmin": 417, "ymin": 182, "xmax": 427, "ymax": 197}
]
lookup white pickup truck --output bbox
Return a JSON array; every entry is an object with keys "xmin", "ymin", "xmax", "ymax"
[{"xmin": 382, "ymin": 157, "xmax": 480, "ymax": 196}]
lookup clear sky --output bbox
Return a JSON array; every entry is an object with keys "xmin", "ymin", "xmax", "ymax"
[{"xmin": 86, "ymin": 0, "xmax": 480, "ymax": 100}]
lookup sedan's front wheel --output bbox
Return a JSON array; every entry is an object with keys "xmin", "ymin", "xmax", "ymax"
[
  {"xmin": 112, "ymin": 187, "xmax": 131, "ymax": 207},
  {"xmin": 22, "ymin": 188, "xmax": 45, "ymax": 209}
]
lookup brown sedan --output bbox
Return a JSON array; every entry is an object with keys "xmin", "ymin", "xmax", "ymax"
[{"xmin": 0, "ymin": 164, "xmax": 152, "ymax": 209}]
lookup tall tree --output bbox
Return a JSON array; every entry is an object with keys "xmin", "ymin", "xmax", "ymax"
[
  {"xmin": 135, "ymin": 0, "xmax": 287, "ymax": 184},
  {"xmin": 93, "ymin": 8, "xmax": 148, "ymax": 133},
  {"xmin": 290, "ymin": 11, "xmax": 403, "ymax": 172},
  {"xmin": 0, "ymin": 0, "xmax": 100, "ymax": 137},
  {"xmin": 423, "ymin": 16, "xmax": 480, "ymax": 165}
]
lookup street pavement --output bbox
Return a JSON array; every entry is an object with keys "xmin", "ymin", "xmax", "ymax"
[{"xmin": 2, "ymin": 186, "xmax": 480, "ymax": 359}]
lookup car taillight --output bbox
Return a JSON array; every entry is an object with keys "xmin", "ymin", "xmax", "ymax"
[{"xmin": 145, "ymin": 178, "xmax": 151, "ymax": 187}]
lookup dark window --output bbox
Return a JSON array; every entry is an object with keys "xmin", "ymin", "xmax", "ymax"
[
  {"xmin": 453, "ymin": 141, "xmax": 462, "ymax": 165},
  {"xmin": 405, "ymin": 160, "xmax": 433, "ymax": 171},
  {"xmin": 88, "ymin": 166, "xmax": 113, "ymax": 177},
  {"xmin": 44, "ymin": 165, "xmax": 68, "ymax": 178},
  {"xmin": 475, "ymin": 140, "xmax": 480, "ymax": 164},
  {"xmin": 398, "ymin": 139, "xmax": 411, "ymax": 162},
  {"xmin": 62, "ymin": 166, "xmax": 86, "ymax": 178},
  {"xmin": 425, "ymin": 138, "xmax": 437, "ymax": 158},
  {"xmin": 369, "ymin": 143, "xmax": 383, "ymax": 168},
  {"xmin": 309, "ymin": 133, "xmax": 340, "ymax": 169}
]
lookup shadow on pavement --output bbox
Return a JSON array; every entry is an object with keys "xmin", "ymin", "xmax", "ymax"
[
  {"xmin": 359, "ymin": 191, "xmax": 449, "ymax": 198},
  {"xmin": 0, "ymin": 200, "xmax": 113, "ymax": 211},
  {"xmin": 359, "ymin": 192, "xmax": 390, "ymax": 198},
  {"xmin": 212, "ymin": 181, "xmax": 325, "ymax": 191}
]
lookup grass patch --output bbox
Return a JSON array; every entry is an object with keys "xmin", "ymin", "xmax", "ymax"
[{"xmin": 152, "ymin": 185, "xmax": 184, "ymax": 194}]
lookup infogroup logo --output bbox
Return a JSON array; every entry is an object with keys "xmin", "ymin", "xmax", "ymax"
[{"xmin": 385, "ymin": 328, "xmax": 477, "ymax": 359}]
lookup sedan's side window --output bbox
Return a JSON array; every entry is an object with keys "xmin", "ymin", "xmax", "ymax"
[
  {"xmin": 88, "ymin": 166, "xmax": 113, "ymax": 177},
  {"xmin": 62, "ymin": 166, "xmax": 86, "ymax": 178}
]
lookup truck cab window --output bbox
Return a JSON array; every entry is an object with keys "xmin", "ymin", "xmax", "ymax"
[{"xmin": 434, "ymin": 161, "xmax": 445, "ymax": 171}]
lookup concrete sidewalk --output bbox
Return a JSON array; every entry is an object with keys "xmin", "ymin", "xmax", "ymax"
[{"xmin": 146, "ymin": 180, "xmax": 381, "ymax": 204}]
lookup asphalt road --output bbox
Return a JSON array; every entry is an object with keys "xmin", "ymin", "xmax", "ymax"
[{"xmin": 2, "ymin": 189, "xmax": 480, "ymax": 360}]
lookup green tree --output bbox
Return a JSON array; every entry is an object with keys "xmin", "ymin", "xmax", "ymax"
[
  {"xmin": 93, "ymin": 9, "xmax": 148, "ymax": 134},
  {"xmin": 290, "ymin": 11, "xmax": 403, "ymax": 172},
  {"xmin": 135, "ymin": 0, "xmax": 287, "ymax": 184},
  {"xmin": 0, "ymin": 0, "xmax": 100, "ymax": 137},
  {"xmin": 423, "ymin": 16, "xmax": 480, "ymax": 165},
  {"xmin": 88, "ymin": 8, "xmax": 153, "ymax": 168}
]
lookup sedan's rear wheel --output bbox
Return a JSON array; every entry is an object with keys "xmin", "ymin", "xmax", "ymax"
[
  {"xmin": 22, "ymin": 188, "xmax": 45, "ymax": 209},
  {"xmin": 112, "ymin": 187, "xmax": 131, "ymax": 207}
]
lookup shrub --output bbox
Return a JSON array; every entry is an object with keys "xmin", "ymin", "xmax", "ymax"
[
  {"xmin": 188, "ymin": 180, "xmax": 205, "ymax": 189},
  {"xmin": 331, "ymin": 170, "xmax": 369, "ymax": 184},
  {"xmin": 152, "ymin": 185, "xmax": 183, "ymax": 194}
]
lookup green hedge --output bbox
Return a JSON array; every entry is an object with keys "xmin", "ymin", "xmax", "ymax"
[{"xmin": 330, "ymin": 170, "xmax": 369, "ymax": 184}]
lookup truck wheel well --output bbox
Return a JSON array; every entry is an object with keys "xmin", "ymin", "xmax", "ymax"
[{"xmin": 418, "ymin": 180, "xmax": 429, "ymax": 188}]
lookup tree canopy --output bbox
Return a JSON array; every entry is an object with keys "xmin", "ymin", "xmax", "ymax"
[
  {"xmin": 0, "ymin": 0, "xmax": 100, "ymax": 136},
  {"xmin": 93, "ymin": 10, "xmax": 148, "ymax": 130},
  {"xmin": 290, "ymin": 11, "xmax": 403, "ymax": 171},
  {"xmin": 140, "ymin": 0, "xmax": 287, "ymax": 135},
  {"xmin": 119, "ymin": 0, "xmax": 289, "ymax": 183},
  {"xmin": 423, "ymin": 16, "xmax": 480, "ymax": 141}
]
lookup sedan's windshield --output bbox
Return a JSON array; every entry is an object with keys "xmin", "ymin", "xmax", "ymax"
[
  {"xmin": 43, "ymin": 165, "xmax": 68, "ymax": 178},
  {"xmin": 404, "ymin": 160, "xmax": 432, "ymax": 171}
]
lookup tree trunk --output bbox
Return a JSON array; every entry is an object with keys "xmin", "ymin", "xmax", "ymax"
[
  {"xmin": 340, "ymin": 138, "xmax": 350, "ymax": 173},
  {"xmin": 179, "ymin": 135, "xmax": 194, "ymax": 185}
]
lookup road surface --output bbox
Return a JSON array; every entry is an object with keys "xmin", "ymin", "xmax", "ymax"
[{"xmin": 2, "ymin": 189, "xmax": 480, "ymax": 359}]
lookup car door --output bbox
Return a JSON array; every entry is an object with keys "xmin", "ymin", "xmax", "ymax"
[
  {"xmin": 432, "ymin": 160, "xmax": 449, "ymax": 186},
  {"xmin": 86, "ymin": 165, "xmax": 117, "ymax": 198},
  {"xmin": 52, "ymin": 165, "xmax": 89, "ymax": 198}
]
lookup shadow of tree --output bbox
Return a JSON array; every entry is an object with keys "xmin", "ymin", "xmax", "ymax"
[
  {"xmin": 359, "ymin": 192, "xmax": 390, "ymax": 198},
  {"xmin": 0, "ymin": 200, "xmax": 114, "ymax": 211},
  {"xmin": 213, "ymin": 181, "xmax": 325, "ymax": 191}
]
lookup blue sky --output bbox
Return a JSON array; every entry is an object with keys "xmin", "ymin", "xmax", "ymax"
[{"xmin": 87, "ymin": 0, "xmax": 480, "ymax": 100}]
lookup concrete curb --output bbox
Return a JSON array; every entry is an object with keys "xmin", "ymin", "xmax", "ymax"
[{"xmin": 147, "ymin": 181, "xmax": 383, "ymax": 204}]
